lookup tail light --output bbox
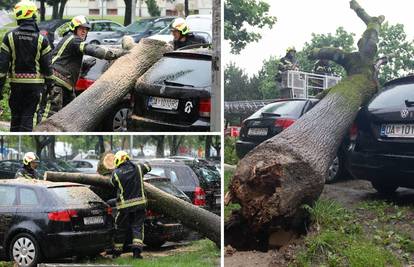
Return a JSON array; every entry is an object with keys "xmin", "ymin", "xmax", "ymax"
[
  {"xmin": 75, "ymin": 78, "xmax": 95, "ymax": 91},
  {"xmin": 199, "ymin": 98, "xmax": 211, "ymax": 117},
  {"xmin": 349, "ymin": 123, "xmax": 358, "ymax": 141},
  {"xmin": 107, "ymin": 206, "xmax": 112, "ymax": 216},
  {"xmin": 274, "ymin": 118, "xmax": 296, "ymax": 129},
  {"xmin": 194, "ymin": 186, "xmax": 206, "ymax": 206},
  {"xmin": 48, "ymin": 210, "xmax": 78, "ymax": 222}
]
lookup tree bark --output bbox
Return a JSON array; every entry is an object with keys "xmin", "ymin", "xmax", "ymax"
[
  {"xmin": 34, "ymin": 38, "xmax": 172, "ymax": 132},
  {"xmin": 225, "ymin": 0, "xmax": 384, "ymax": 248},
  {"xmin": 58, "ymin": 0, "xmax": 67, "ymax": 19},
  {"xmin": 52, "ymin": 1, "xmax": 59, "ymax": 19},
  {"xmin": 97, "ymin": 151, "xmax": 115, "ymax": 175},
  {"xmin": 124, "ymin": 0, "xmax": 132, "ymax": 26},
  {"xmin": 44, "ymin": 171, "xmax": 221, "ymax": 247},
  {"xmin": 40, "ymin": 0, "xmax": 46, "ymax": 21}
]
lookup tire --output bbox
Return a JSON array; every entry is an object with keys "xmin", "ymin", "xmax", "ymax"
[
  {"xmin": 326, "ymin": 154, "xmax": 343, "ymax": 183},
  {"xmin": 371, "ymin": 180, "xmax": 399, "ymax": 195},
  {"xmin": 103, "ymin": 103, "xmax": 130, "ymax": 132},
  {"xmin": 144, "ymin": 239, "xmax": 166, "ymax": 249},
  {"xmin": 9, "ymin": 233, "xmax": 41, "ymax": 267}
]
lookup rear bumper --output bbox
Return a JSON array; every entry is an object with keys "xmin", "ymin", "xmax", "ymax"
[
  {"xmin": 130, "ymin": 115, "xmax": 210, "ymax": 132},
  {"xmin": 235, "ymin": 140, "xmax": 259, "ymax": 159},
  {"xmin": 145, "ymin": 221, "xmax": 188, "ymax": 244},
  {"xmin": 347, "ymin": 150, "xmax": 414, "ymax": 186},
  {"xmin": 44, "ymin": 228, "xmax": 114, "ymax": 258}
]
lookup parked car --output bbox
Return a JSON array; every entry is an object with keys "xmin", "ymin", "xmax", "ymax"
[
  {"xmin": 346, "ymin": 75, "xmax": 414, "ymax": 194},
  {"xmin": 69, "ymin": 159, "xmax": 99, "ymax": 174},
  {"xmin": 102, "ymin": 17, "xmax": 176, "ymax": 44},
  {"xmin": 145, "ymin": 160, "xmax": 220, "ymax": 214},
  {"xmin": 149, "ymin": 14, "xmax": 212, "ymax": 43},
  {"xmin": 38, "ymin": 19, "xmax": 70, "ymax": 48},
  {"xmin": 0, "ymin": 179, "xmax": 114, "ymax": 266},
  {"xmin": 235, "ymin": 98, "xmax": 346, "ymax": 182},
  {"xmin": 54, "ymin": 20, "xmax": 125, "ymax": 46},
  {"xmin": 0, "ymin": 159, "xmax": 78, "ymax": 179},
  {"xmin": 129, "ymin": 47, "xmax": 212, "ymax": 132}
]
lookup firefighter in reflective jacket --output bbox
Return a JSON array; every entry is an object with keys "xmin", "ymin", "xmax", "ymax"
[
  {"xmin": 15, "ymin": 152, "xmax": 42, "ymax": 179},
  {"xmin": 111, "ymin": 151, "xmax": 151, "ymax": 259},
  {"xmin": 0, "ymin": 1, "xmax": 53, "ymax": 131},
  {"xmin": 170, "ymin": 18, "xmax": 207, "ymax": 50},
  {"xmin": 46, "ymin": 15, "xmax": 126, "ymax": 117}
]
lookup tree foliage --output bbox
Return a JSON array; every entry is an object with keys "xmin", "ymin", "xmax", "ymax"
[
  {"xmin": 224, "ymin": 62, "xmax": 262, "ymax": 101},
  {"xmin": 0, "ymin": 0, "xmax": 17, "ymax": 11},
  {"xmin": 224, "ymin": 0, "xmax": 276, "ymax": 54},
  {"xmin": 146, "ymin": 0, "xmax": 161, "ymax": 17}
]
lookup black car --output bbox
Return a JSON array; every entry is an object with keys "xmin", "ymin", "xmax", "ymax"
[
  {"xmin": 235, "ymin": 98, "xmax": 345, "ymax": 182},
  {"xmin": 0, "ymin": 160, "xmax": 78, "ymax": 179},
  {"xmin": 129, "ymin": 47, "xmax": 212, "ymax": 132},
  {"xmin": 38, "ymin": 19, "xmax": 70, "ymax": 48},
  {"xmin": 0, "ymin": 179, "xmax": 113, "ymax": 267},
  {"xmin": 102, "ymin": 17, "xmax": 176, "ymax": 44},
  {"xmin": 346, "ymin": 75, "xmax": 414, "ymax": 194}
]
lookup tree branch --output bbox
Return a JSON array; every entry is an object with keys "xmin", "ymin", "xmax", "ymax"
[
  {"xmin": 308, "ymin": 47, "xmax": 347, "ymax": 66},
  {"xmin": 350, "ymin": 0, "xmax": 372, "ymax": 25}
]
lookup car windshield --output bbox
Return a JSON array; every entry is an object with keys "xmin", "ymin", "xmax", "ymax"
[
  {"xmin": 158, "ymin": 26, "xmax": 170, "ymax": 35},
  {"xmin": 197, "ymin": 166, "xmax": 220, "ymax": 182},
  {"xmin": 125, "ymin": 20, "xmax": 152, "ymax": 33},
  {"xmin": 369, "ymin": 83, "xmax": 414, "ymax": 109},
  {"xmin": 55, "ymin": 160, "xmax": 78, "ymax": 172},
  {"xmin": 148, "ymin": 179, "xmax": 188, "ymax": 199},
  {"xmin": 149, "ymin": 165, "xmax": 199, "ymax": 187},
  {"xmin": 251, "ymin": 101, "xmax": 306, "ymax": 118},
  {"xmin": 145, "ymin": 56, "xmax": 211, "ymax": 88},
  {"xmin": 50, "ymin": 186, "xmax": 102, "ymax": 205}
]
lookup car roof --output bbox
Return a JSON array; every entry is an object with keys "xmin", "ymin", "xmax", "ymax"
[
  {"xmin": 90, "ymin": 20, "xmax": 119, "ymax": 23},
  {"xmin": 165, "ymin": 47, "xmax": 212, "ymax": 57},
  {"xmin": 384, "ymin": 75, "xmax": 414, "ymax": 87},
  {"xmin": 0, "ymin": 178, "xmax": 84, "ymax": 188}
]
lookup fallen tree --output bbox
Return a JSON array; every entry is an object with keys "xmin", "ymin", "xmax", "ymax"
[
  {"xmin": 44, "ymin": 171, "xmax": 221, "ymax": 247},
  {"xmin": 225, "ymin": 0, "xmax": 384, "ymax": 249},
  {"xmin": 34, "ymin": 38, "xmax": 172, "ymax": 132}
]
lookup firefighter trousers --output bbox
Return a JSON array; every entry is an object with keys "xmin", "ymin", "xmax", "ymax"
[
  {"xmin": 114, "ymin": 207, "xmax": 145, "ymax": 253},
  {"xmin": 9, "ymin": 83, "xmax": 42, "ymax": 132},
  {"xmin": 47, "ymin": 85, "xmax": 75, "ymax": 117}
]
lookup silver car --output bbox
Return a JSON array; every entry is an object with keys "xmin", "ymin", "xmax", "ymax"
[{"xmin": 54, "ymin": 20, "xmax": 125, "ymax": 46}]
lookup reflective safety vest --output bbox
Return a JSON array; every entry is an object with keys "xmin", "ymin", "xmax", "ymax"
[
  {"xmin": 111, "ymin": 161, "xmax": 151, "ymax": 210},
  {"xmin": 0, "ymin": 20, "xmax": 53, "ymax": 85},
  {"xmin": 15, "ymin": 166, "xmax": 42, "ymax": 180}
]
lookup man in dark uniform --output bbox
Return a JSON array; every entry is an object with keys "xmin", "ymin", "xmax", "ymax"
[
  {"xmin": 0, "ymin": 0, "xmax": 53, "ymax": 131},
  {"xmin": 46, "ymin": 15, "xmax": 127, "ymax": 117},
  {"xmin": 15, "ymin": 152, "xmax": 42, "ymax": 179},
  {"xmin": 170, "ymin": 18, "xmax": 207, "ymax": 50},
  {"xmin": 111, "ymin": 151, "xmax": 151, "ymax": 259}
]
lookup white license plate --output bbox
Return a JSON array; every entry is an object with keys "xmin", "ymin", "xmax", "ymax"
[
  {"xmin": 381, "ymin": 124, "xmax": 414, "ymax": 138},
  {"xmin": 148, "ymin": 96, "xmax": 179, "ymax": 110},
  {"xmin": 83, "ymin": 216, "xmax": 104, "ymax": 225},
  {"xmin": 248, "ymin": 128, "xmax": 268, "ymax": 136}
]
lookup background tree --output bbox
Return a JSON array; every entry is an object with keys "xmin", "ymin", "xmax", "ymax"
[
  {"xmin": 146, "ymin": 0, "xmax": 160, "ymax": 17},
  {"xmin": 224, "ymin": 63, "xmax": 262, "ymax": 100},
  {"xmin": 256, "ymin": 57, "xmax": 281, "ymax": 99},
  {"xmin": 124, "ymin": 0, "xmax": 133, "ymax": 26},
  {"xmin": 0, "ymin": 0, "xmax": 17, "ymax": 11},
  {"xmin": 224, "ymin": 0, "xmax": 276, "ymax": 54}
]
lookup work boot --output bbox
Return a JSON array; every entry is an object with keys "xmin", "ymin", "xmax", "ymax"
[{"xmin": 132, "ymin": 248, "xmax": 143, "ymax": 259}]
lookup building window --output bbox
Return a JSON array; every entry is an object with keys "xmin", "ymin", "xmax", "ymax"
[
  {"xmin": 89, "ymin": 9, "xmax": 100, "ymax": 15},
  {"xmin": 107, "ymin": 8, "xmax": 118, "ymax": 15},
  {"xmin": 166, "ymin": 9, "xmax": 178, "ymax": 16}
]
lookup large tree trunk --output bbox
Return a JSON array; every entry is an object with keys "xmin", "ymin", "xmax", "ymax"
[
  {"xmin": 225, "ymin": 0, "xmax": 384, "ymax": 249},
  {"xmin": 34, "ymin": 38, "xmax": 172, "ymax": 132},
  {"xmin": 40, "ymin": 0, "xmax": 46, "ymax": 21},
  {"xmin": 52, "ymin": 1, "xmax": 59, "ymax": 19},
  {"xmin": 58, "ymin": 0, "xmax": 67, "ymax": 19},
  {"xmin": 44, "ymin": 171, "xmax": 221, "ymax": 246},
  {"xmin": 124, "ymin": 0, "xmax": 132, "ymax": 26}
]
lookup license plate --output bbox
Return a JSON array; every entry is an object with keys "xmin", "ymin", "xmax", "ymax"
[
  {"xmin": 83, "ymin": 216, "xmax": 104, "ymax": 225},
  {"xmin": 148, "ymin": 96, "xmax": 179, "ymax": 110},
  {"xmin": 381, "ymin": 124, "xmax": 414, "ymax": 138},
  {"xmin": 248, "ymin": 128, "xmax": 268, "ymax": 136}
]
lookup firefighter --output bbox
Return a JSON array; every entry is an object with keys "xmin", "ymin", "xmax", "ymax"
[
  {"xmin": 313, "ymin": 59, "xmax": 333, "ymax": 76},
  {"xmin": 111, "ymin": 151, "xmax": 151, "ymax": 259},
  {"xmin": 46, "ymin": 15, "xmax": 127, "ymax": 117},
  {"xmin": 0, "ymin": 0, "xmax": 53, "ymax": 132},
  {"xmin": 279, "ymin": 46, "xmax": 299, "ymax": 72},
  {"xmin": 15, "ymin": 152, "xmax": 42, "ymax": 179},
  {"xmin": 170, "ymin": 18, "xmax": 208, "ymax": 50}
]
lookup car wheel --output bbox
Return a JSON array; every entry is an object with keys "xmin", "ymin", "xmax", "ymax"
[
  {"xmin": 103, "ymin": 103, "xmax": 130, "ymax": 132},
  {"xmin": 144, "ymin": 239, "xmax": 166, "ymax": 249},
  {"xmin": 371, "ymin": 180, "xmax": 399, "ymax": 195},
  {"xmin": 10, "ymin": 233, "xmax": 40, "ymax": 267},
  {"xmin": 326, "ymin": 155, "xmax": 343, "ymax": 183},
  {"xmin": 90, "ymin": 40, "xmax": 100, "ymax": 45}
]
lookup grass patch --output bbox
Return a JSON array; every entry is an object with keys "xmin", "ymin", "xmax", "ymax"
[
  {"xmin": 224, "ymin": 137, "xmax": 239, "ymax": 165},
  {"xmin": 224, "ymin": 170, "xmax": 240, "ymax": 219},
  {"xmin": 294, "ymin": 199, "xmax": 402, "ymax": 267}
]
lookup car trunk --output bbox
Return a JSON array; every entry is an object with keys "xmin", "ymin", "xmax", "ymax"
[
  {"xmin": 240, "ymin": 117, "xmax": 285, "ymax": 143},
  {"xmin": 47, "ymin": 185, "xmax": 112, "ymax": 232}
]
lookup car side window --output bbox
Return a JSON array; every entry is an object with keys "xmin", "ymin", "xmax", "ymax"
[
  {"xmin": 150, "ymin": 21, "xmax": 166, "ymax": 33},
  {"xmin": 0, "ymin": 185, "xmax": 16, "ymax": 205},
  {"xmin": 110, "ymin": 22, "xmax": 123, "ymax": 31},
  {"xmin": 95, "ymin": 22, "xmax": 110, "ymax": 31},
  {"xmin": 19, "ymin": 188, "xmax": 39, "ymax": 206}
]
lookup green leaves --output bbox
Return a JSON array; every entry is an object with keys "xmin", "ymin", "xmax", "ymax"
[{"xmin": 224, "ymin": 0, "xmax": 276, "ymax": 54}]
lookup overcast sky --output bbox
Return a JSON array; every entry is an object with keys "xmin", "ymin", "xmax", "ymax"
[{"xmin": 224, "ymin": 0, "xmax": 414, "ymax": 75}]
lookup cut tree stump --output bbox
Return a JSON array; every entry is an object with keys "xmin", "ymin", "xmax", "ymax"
[
  {"xmin": 34, "ymin": 38, "xmax": 172, "ymax": 132},
  {"xmin": 44, "ymin": 171, "xmax": 221, "ymax": 247},
  {"xmin": 225, "ymin": 0, "xmax": 385, "ymax": 249}
]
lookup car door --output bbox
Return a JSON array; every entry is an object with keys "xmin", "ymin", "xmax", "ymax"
[
  {"xmin": 0, "ymin": 185, "xmax": 17, "ymax": 251},
  {"xmin": 16, "ymin": 187, "xmax": 44, "ymax": 228}
]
